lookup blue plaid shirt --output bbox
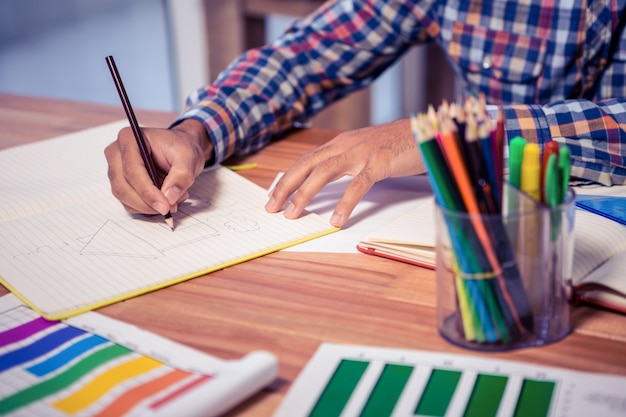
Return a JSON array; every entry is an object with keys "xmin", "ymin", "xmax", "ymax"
[{"xmin": 177, "ymin": 0, "xmax": 626, "ymax": 185}]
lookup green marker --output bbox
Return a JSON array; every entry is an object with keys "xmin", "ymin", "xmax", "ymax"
[
  {"xmin": 558, "ymin": 145, "xmax": 571, "ymax": 204},
  {"xmin": 509, "ymin": 136, "xmax": 527, "ymax": 188},
  {"xmin": 543, "ymin": 153, "xmax": 559, "ymax": 208},
  {"xmin": 544, "ymin": 152, "xmax": 563, "ymax": 242}
]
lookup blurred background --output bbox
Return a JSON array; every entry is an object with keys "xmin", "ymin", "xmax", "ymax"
[{"xmin": 0, "ymin": 0, "xmax": 455, "ymax": 130}]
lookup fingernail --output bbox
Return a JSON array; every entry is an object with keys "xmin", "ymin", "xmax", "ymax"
[
  {"xmin": 164, "ymin": 187, "xmax": 182, "ymax": 205},
  {"xmin": 330, "ymin": 212, "xmax": 344, "ymax": 227},
  {"xmin": 265, "ymin": 196, "xmax": 277, "ymax": 212},
  {"xmin": 153, "ymin": 201, "xmax": 170, "ymax": 215},
  {"xmin": 284, "ymin": 201, "xmax": 297, "ymax": 218}
]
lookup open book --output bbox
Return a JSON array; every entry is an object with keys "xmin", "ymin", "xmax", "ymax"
[
  {"xmin": 0, "ymin": 294, "xmax": 278, "ymax": 417},
  {"xmin": 0, "ymin": 121, "xmax": 337, "ymax": 320},
  {"xmin": 357, "ymin": 196, "xmax": 626, "ymax": 314},
  {"xmin": 356, "ymin": 198, "xmax": 437, "ymax": 269}
]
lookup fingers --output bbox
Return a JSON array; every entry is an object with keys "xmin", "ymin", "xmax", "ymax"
[
  {"xmin": 265, "ymin": 145, "xmax": 352, "ymax": 218},
  {"xmin": 329, "ymin": 168, "xmax": 376, "ymax": 226},
  {"xmin": 159, "ymin": 119, "xmax": 213, "ymax": 205},
  {"xmin": 267, "ymin": 154, "xmax": 376, "ymax": 227},
  {"xmin": 105, "ymin": 125, "xmax": 207, "ymax": 216},
  {"xmin": 265, "ymin": 138, "xmax": 376, "ymax": 227},
  {"xmin": 161, "ymin": 163, "xmax": 197, "ymax": 209},
  {"xmin": 105, "ymin": 128, "xmax": 169, "ymax": 215},
  {"xmin": 265, "ymin": 119, "xmax": 423, "ymax": 227},
  {"xmin": 265, "ymin": 152, "xmax": 313, "ymax": 214},
  {"xmin": 284, "ymin": 154, "xmax": 348, "ymax": 219}
]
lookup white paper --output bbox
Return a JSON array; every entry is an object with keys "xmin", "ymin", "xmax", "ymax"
[
  {"xmin": 275, "ymin": 342, "xmax": 626, "ymax": 417},
  {"xmin": 0, "ymin": 294, "xmax": 278, "ymax": 417},
  {"xmin": 282, "ymin": 174, "xmax": 434, "ymax": 253}
]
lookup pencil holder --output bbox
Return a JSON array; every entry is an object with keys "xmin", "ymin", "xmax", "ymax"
[{"xmin": 434, "ymin": 183, "xmax": 576, "ymax": 351}]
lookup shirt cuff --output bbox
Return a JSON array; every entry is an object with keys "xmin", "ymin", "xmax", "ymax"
[
  {"xmin": 170, "ymin": 103, "xmax": 238, "ymax": 166},
  {"xmin": 502, "ymin": 104, "xmax": 553, "ymax": 146}
]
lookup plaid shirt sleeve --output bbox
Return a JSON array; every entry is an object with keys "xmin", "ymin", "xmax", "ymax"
[
  {"xmin": 172, "ymin": 0, "xmax": 626, "ymax": 186},
  {"xmin": 503, "ymin": 99, "xmax": 626, "ymax": 186},
  {"xmin": 172, "ymin": 0, "xmax": 422, "ymax": 165}
]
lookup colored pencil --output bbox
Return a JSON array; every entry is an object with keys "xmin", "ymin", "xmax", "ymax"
[{"xmin": 412, "ymin": 99, "xmax": 537, "ymax": 345}]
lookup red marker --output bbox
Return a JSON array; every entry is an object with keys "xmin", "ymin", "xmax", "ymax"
[{"xmin": 541, "ymin": 141, "xmax": 560, "ymax": 203}]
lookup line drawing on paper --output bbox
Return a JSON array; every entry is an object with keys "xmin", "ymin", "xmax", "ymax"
[{"xmin": 76, "ymin": 195, "xmax": 261, "ymax": 259}]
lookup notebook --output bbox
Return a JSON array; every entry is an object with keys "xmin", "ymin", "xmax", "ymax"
[
  {"xmin": 356, "ymin": 198, "xmax": 436, "ymax": 269},
  {"xmin": 357, "ymin": 196, "xmax": 626, "ymax": 313},
  {"xmin": 0, "ymin": 121, "xmax": 338, "ymax": 320},
  {"xmin": 0, "ymin": 294, "xmax": 278, "ymax": 417}
]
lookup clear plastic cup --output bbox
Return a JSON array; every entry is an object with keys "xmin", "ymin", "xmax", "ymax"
[{"xmin": 435, "ymin": 183, "xmax": 576, "ymax": 351}]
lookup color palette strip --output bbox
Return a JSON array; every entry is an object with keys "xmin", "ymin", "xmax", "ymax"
[
  {"xmin": 0, "ymin": 306, "xmax": 209, "ymax": 416},
  {"xmin": 276, "ymin": 344, "xmax": 626, "ymax": 417},
  {"xmin": 415, "ymin": 368, "xmax": 461, "ymax": 416},
  {"xmin": 306, "ymin": 359, "xmax": 555, "ymax": 417}
]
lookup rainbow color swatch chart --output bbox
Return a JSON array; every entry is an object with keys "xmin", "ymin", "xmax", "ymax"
[
  {"xmin": 274, "ymin": 343, "xmax": 626, "ymax": 417},
  {"xmin": 0, "ymin": 294, "xmax": 277, "ymax": 417}
]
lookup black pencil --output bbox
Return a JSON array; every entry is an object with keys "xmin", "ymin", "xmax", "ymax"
[{"xmin": 105, "ymin": 55, "xmax": 174, "ymax": 231}]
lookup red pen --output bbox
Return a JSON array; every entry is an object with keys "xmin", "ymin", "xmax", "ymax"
[{"xmin": 492, "ymin": 107, "xmax": 505, "ymax": 201}]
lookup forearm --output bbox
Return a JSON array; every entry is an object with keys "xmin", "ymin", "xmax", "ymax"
[{"xmin": 173, "ymin": 0, "xmax": 422, "ymax": 165}]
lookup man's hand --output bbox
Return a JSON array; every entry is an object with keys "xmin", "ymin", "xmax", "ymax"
[
  {"xmin": 265, "ymin": 118, "xmax": 425, "ymax": 227},
  {"xmin": 104, "ymin": 119, "xmax": 213, "ymax": 216}
]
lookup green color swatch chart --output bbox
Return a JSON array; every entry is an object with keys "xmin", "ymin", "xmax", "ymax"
[
  {"xmin": 308, "ymin": 358, "xmax": 553, "ymax": 417},
  {"xmin": 274, "ymin": 343, "xmax": 626, "ymax": 417}
]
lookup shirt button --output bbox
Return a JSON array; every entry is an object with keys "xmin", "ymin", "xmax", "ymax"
[{"xmin": 482, "ymin": 56, "xmax": 492, "ymax": 70}]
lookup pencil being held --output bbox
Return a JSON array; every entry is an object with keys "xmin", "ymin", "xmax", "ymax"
[{"xmin": 106, "ymin": 55, "xmax": 175, "ymax": 231}]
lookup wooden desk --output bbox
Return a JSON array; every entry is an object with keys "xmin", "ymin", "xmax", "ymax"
[{"xmin": 1, "ymin": 93, "xmax": 626, "ymax": 416}]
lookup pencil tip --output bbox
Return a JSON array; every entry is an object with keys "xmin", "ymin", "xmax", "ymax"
[{"xmin": 164, "ymin": 213, "xmax": 175, "ymax": 231}]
